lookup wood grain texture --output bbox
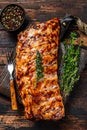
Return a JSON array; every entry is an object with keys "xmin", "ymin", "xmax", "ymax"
[
  {"xmin": 10, "ymin": 79, "xmax": 18, "ymax": 110},
  {"xmin": 0, "ymin": 0, "xmax": 87, "ymax": 22},
  {"xmin": 0, "ymin": 0, "xmax": 87, "ymax": 129}
]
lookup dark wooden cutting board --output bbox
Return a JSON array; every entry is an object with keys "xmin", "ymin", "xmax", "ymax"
[{"xmin": 0, "ymin": 0, "xmax": 87, "ymax": 130}]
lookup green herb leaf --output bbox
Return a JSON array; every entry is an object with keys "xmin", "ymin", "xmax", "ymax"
[
  {"xmin": 60, "ymin": 32, "xmax": 81, "ymax": 97},
  {"xmin": 36, "ymin": 50, "xmax": 44, "ymax": 82}
]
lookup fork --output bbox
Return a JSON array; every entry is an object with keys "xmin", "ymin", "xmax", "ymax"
[{"xmin": 7, "ymin": 48, "xmax": 18, "ymax": 110}]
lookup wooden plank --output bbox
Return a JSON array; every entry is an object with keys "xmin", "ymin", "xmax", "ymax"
[{"xmin": 0, "ymin": 1, "xmax": 87, "ymax": 26}]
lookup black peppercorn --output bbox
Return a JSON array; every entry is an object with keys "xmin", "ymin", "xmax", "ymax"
[{"xmin": 1, "ymin": 4, "xmax": 25, "ymax": 31}]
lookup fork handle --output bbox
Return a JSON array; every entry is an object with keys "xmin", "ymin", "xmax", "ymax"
[{"xmin": 10, "ymin": 79, "xmax": 18, "ymax": 110}]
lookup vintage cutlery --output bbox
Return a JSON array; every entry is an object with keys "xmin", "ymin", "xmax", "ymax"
[{"xmin": 7, "ymin": 48, "xmax": 18, "ymax": 110}]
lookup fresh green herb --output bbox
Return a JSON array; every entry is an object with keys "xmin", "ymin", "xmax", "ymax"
[
  {"xmin": 36, "ymin": 50, "xmax": 44, "ymax": 82},
  {"xmin": 60, "ymin": 32, "xmax": 81, "ymax": 97}
]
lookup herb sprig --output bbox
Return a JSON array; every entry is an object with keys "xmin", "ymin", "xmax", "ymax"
[
  {"xmin": 60, "ymin": 32, "xmax": 81, "ymax": 97},
  {"xmin": 36, "ymin": 51, "xmax": 44, "ymax": 82}
]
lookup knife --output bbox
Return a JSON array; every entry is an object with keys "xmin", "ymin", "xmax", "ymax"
[{"xmin": 60, "ymin": 14, "xmax": 75, "ymax": 40}]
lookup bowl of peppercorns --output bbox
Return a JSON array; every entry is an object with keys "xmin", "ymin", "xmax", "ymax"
[{"xmin": 0, "ymin": 4, "xmax": 25, "ymax": 31}]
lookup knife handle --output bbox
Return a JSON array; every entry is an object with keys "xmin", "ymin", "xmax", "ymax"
[{"xmin": 10, "ymin": 79, "xmax": 18, "ymax": 110}]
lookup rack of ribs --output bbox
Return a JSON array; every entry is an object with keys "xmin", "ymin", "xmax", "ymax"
[{"xmin": 16, "ymin": 18, "xmax": 65, "ymax": 120}]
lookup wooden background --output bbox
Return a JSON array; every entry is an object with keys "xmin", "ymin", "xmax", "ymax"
[{"xmin": 0, "ymin": 0, "xmax": 87, "ymax": 130}]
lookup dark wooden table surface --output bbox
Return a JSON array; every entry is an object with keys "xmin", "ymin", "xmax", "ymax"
[{"xmin": 0, "ymin": 0, "xmax": 87, "ymax": 130}]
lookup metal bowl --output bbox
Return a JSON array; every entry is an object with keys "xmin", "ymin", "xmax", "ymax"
[{"xmin": 0, "ymin": 4, "xmax": 25, "ymax": 32}]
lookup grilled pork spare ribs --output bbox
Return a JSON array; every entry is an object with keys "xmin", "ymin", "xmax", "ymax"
[{"xmin": 16, "ymin": 18, "xmax": 65, "ymax": 120}]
